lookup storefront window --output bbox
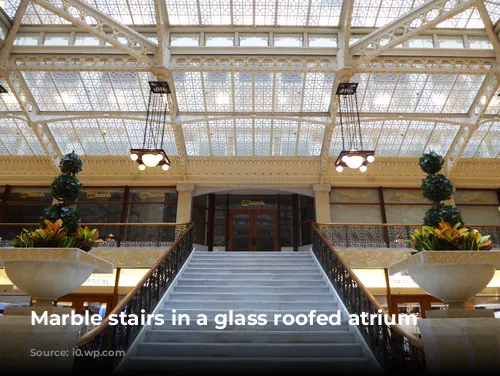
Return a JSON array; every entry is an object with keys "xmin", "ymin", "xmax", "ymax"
[{"xmin": 454, "ymin": 190, "xmax": 500, "ymax": 225}]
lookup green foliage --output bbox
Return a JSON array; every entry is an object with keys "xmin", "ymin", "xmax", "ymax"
[
  {"xmin": 419, "ymin": 152, "xmax": 444, "ymax": 175},
  {"xmin": 75, "ymin": 226, "xmax": 103, "ymax": 252},
  {"xmin": 13, "ymin": 229, "xmax": 34, "ymax": 248},
  {"xmin": 411, "ymin": 219, "xmax": 492, "ymax": 251},
  {"xmin": 50, "ymin": 175, "xmax": 82, "ymax": 203},
  {"xmin": 41, "ymin": 204, "xmax": 81, "ymax": 234},
  {"xmin": 59, "ymin": 151, "xmax": 83, "ymax": 175},
  {"xmin": 424, "ymin": 204, "xmax": 463, "ymax": 228},
  {"xmin": 421, "ymin": 174, "xmax": 454, "ymax": 203}
]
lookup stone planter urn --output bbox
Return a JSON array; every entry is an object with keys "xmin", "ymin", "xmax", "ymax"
[
  {"xmin": 389, "ymin": 251, "xmax": 500, "ymax": 373},
  {"xmin": 389, "ymin": 251, "xmax": 500, "ymax": 313},
  {"xmin": 0, "ymin": 248, "xmax": 113, "ymax": 312},
  {"xmin": 0, "ymin": 248, "xmax": 113, "ymax": 374}
]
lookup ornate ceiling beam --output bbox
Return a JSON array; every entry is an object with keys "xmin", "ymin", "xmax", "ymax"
[
  {"xmin": 7, "ymin": 54, "xmax": 151, "ymax": 71},
  {"xmin": 0, "ymin": 0, "xmax": 29, "ymax": 66},
  {"xmin": 0, "ymin": 68, "xmax": 62, "ymax": 171},
  {"xmin": 32, "ymin": 0, "xmax": 157, "ymax": 65},
  {"xmin": 319, "ymin": 0, "xmax": 354, "ymax": 184},
  {"xmin": 476, "ymin": 0, "xmax": 500, "ymax": 63},
  {"xmin": 350, "ymin": 0, "xmax": 477, "ymax": 65}
]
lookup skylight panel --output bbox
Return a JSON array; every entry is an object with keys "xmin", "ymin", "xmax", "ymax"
[
  {"xmin": 43, "ymin": 34, "xmax": 71, "ymax": 46},
  {"xmin": 277, "ymin": 0, "xmax": 308, "ymax": 26},
  {"xmin": 0, "ymin": 79, "xmax": 21, "ymax": 112},
  {"xmin": 352, "ymin": 0, "xmax": 426, "ymax": 28},
  {"xmin": 166, "ymin": 0, "xmax": 200, "ymax": 25},
  {"xmin": 204, "ymin": 72, "xmax": 233, "ymax": 112},
  {"xmin": 254, "ymin": 73, "xmax": 274, "ymax": 112},
  {"xmin": 436, "ymin": 7, "xmax": 484, "ymax": 28},
  {"xmin": 254, "ymin": 118, "xmax": 272, "ymax": 155},
  {"xmin": 462, "ymin": 122, "xmax": 491, "ymax": 157},
  {"xmin": 407, "ymin": 36, "xmax": 434, "ymax": 48},
  {"xmin": 308, "ymin": 0, "xmax": 341, "ymax": 26},
  {"xmin": 23, "ymin": 71, "xmax": 154, "ymax": 112},
  {"xmin": 353, "ymin": 73, "xmax": 484, "ymax": 114},
  {"xmin": 1, "ymin": 0, "xmax": 20, "ymax": 19},
  {"xmin": 235, "ymin": 119, "xmax": 253, "ymax": 156},
  {"xmin": 173, "ymin": 72, "xmax": 205, "ymax": 112},
  {"xmin": 183, "ymin": 122, "xmax": 211, "ymax": 156},
  {"xmin": 442, "ymin": 75, "xmax": 484, "ymax": 114},
  {"xmin": 297, "ymin": 122, "xmax": 324, "ymax": 156},
  {"xmin": 200, "ymin": 0, "xmax": 231, "ymax": 25},
  {"xmin": 272, "ymin": 119, "xmax": 298, "ymax": 156},
  {"xmin": 479, "ymin": 123, "xmax": 500, "ymax": 158},
  {"xmin": 438, "ymin": 36, "xmax": 464, "ymax": 48},
  {"xmin": 254, "ymin": 0, "xmax": 276, "ymax": 25},
  {"xmin": 209, "ymin": 119, "xmax": 235, "ymax": 156},
  {"xmin": 376, "ymin": 120, "xmax": 408, "ymax": 156},
  {"xmin": 302, "ymin": 73, "xmax": 334, "ymax": 112},
  {"xmin": 468, "ymin": 37, "xmax": 493, "ymax": 49},
  {"xmin": 22, "ymin": 3, "xmax": 71, "ymax": 25},
  {"xmin": 233, "ymin": 0, "xmax": 253, "ymax": 25},
  {"xmin": 0, "ymin": 118, "xmax": 45, "ymax": 155},
  {"xmin": 425, "ymin": 123, "xmax": 459, "ymax": 156},
  {"xmin": 486, "ymin": 92, "xmax": 500, "ymax": 115},
  {"xmin": 234, "ymin": 73, "xmax": 253, "ymax": 112},
  {"xmin": 82, "ymin": 0, "xmax": 156, "ymax": 25},
  {"xmin": 275, "ymin": 73, "xmax": 303, "ymax": 112},
  {"xmin": 398, "ymin": 121, "xmax": 434, "ymax": 157},
  {"xmin": 485, "ymin": 1, "xmax": 500, "ymax": 24}
]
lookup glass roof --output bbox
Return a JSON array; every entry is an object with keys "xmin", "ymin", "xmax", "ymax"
[
  {"xmin": 351, "ymin": 73, "xmax": 485, "ymax": 114},
  {"xmin": 0, "ymin": 0, "xmax": 497, "ymax": 162},
  {"xmin": 22, "ymin": 71, "xmax": 157, "ymax": 112},
  {"xmin": 485, "ymin": 1, "xmax": 500, "ymax": 24},
  {"xmin": 462, "ymin": 122, "xmax": 500, "ymax": 158},
  {"xmin": 48, "ymin": 118, "xmax": 178, "ymax": 156},
  {"xmin": 183, "ymin": 118, "xmax": 324, "ymax": 156},
  {"xmin": 166, "ymin": 0, "xmax": 342, "ymax": 27},
  {"xmin": 0, "ymin": 118, "xmax": 45, "ymax": 155},
  {"xmin": 329, "ymin": 121, "xmax": 459, "ymax": 157},
  {"xmin": 174, "ymin": 72, "xmax": 333, "ymax": 113}
]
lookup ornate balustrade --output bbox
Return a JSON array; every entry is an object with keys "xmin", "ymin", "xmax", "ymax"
[
  {"xmin": 316, "ymin": 223, "xmax": 500, "ymax": 249},
  {"xmin": 312, "ymin": 223, "xmax": 426, "ymax": 373},
  {"xmin": 72, "ymin": 223, "xmax": 194, "ymax": 372},
  {"xmin": 0, "ymin": 222, "xmax": 190, "ymax": 248}
]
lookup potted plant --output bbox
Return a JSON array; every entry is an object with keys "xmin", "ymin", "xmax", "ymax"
[
  {"xmin": 389, "ymin": 152, "xmax": 500, "ymax": 310},
  {"xmin": 0, "ymin": 152, "xmax": 113, "ymax": 310}
]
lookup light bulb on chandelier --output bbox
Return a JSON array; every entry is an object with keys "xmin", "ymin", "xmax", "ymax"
[
  {"xmin": 336, "ymin": 165, "xmax": 343, "ymax": 173},
  {"xmin": 142, "ymin": 153, "xmax": 161, "ymax": 168},
  {"xmin": 360, "ymin": 165, "xmax": 367, "ymax": 173},
  {"xmin": 138, "ymin": 164, "xmax": 146, "ymax": 171},
  {"xmin": 130, "ymin": 153, "xmax": 138, "ymax": 161},
  {"xmin": 367, "ymin": 155, "xmax": 375, "ymax": 163},
  {"xmin": 162, "ymin": 164, "xmax": 170, "ymax": 171},
  {"xmin": 345, "ymin": 154, "xmax": 364, "ymax": 169}
]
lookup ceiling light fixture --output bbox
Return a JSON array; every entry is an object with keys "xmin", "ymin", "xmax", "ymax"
[
  {"xmin": 335, "ymin": 83, "xmax": 375, "ymax": 173},
  {"xmin": 130, "ymin": 81, "xmax": 171, "ymax": 172}
]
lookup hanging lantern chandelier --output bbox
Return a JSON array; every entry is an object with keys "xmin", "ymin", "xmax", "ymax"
[
  {"xmin": 130, "ymin": 81, "xmax": 172, "ymax": 171},
  {"xmin": 335, "ymin": 83, "xmax": 375, "ymax": 173}
]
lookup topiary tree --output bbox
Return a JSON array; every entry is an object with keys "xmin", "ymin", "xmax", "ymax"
[
  {"xmin": 41, "ymin": 151, "xmax": 83, "ymax": 234},
  {"xmin": 419, "ymin": 152, "xmax": 463, "ymax": 227}
]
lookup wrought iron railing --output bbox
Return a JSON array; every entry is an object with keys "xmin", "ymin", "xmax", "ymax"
[
  {"xmin": 0, "ymin": 222, "xmax": 185, "ymax": 248},
  {"xmin": 318, "ymin": 223, "xmax": 500, "ymax": 249},
  {"xmin": 72, "ymin": 223, "xmax": 193, "ymax": 373},
  {"xmin": 312, "ymin": 223, "xmax": 426, "ymax": 373}
]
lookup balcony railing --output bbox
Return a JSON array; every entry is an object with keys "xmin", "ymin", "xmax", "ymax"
[
  {"xmin": 73, "ymin": 223, "xmax": 194, "ymax": 372},
  {"xmin": 312, "ymin": 223, "xmax": 426, "ymax": 373},
  {"xmin": 315, "ymin": 223, "xmax": 500, "ymax": 249},
  {"xmin": 0, "ymin": 222, "xmax": 190, "ymax": 248}
]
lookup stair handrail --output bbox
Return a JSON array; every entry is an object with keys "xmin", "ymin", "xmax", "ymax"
[
  {"xmin": 312, "ymin": 222, "xmax": 426, "ymax": 372},
  {"xmin": 73, "ymin": 222, "xmax": 194, "ymax": 372}
]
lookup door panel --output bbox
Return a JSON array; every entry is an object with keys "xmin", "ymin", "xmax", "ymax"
[
  {"xmin": 231, "ymin": 213, "xmax": 251, "ymax": 251},
  {"xmin": 255, "ymin": 213, "xmax": 275, "ymax": 251},
  {"xmin": 229, "ymin": 210, "xmax": 278, "ymax": 251}
]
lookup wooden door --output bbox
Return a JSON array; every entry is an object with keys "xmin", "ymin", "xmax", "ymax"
[{"xmin": 229, "ymin": 210, "xmax": 279, "ymax": 251}]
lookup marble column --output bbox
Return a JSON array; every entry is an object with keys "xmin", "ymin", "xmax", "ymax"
[
  {"xmin": 176, "ymin": 184, "xmax": 195, "ymax": 239},
  {"xmin": 313, "ymin": 184, "xmax": 331, "ymax": 223}
]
